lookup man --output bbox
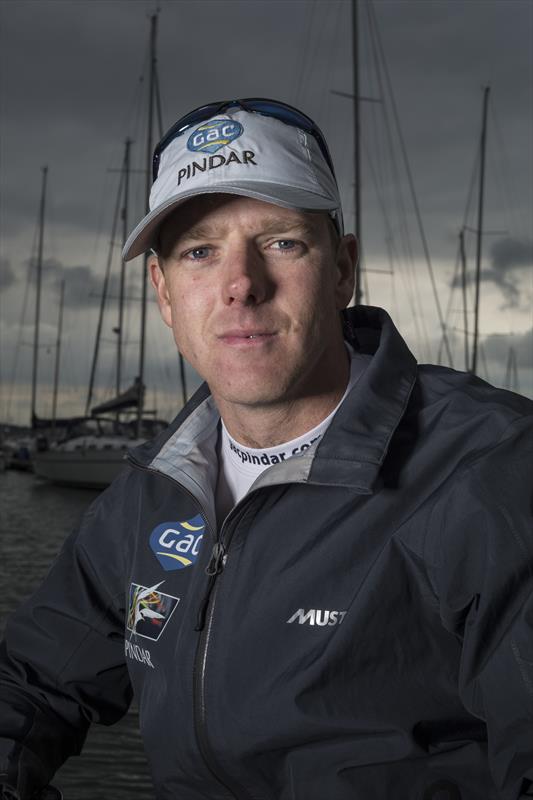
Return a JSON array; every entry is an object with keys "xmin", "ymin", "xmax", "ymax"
[{"xmin": 1, "ymin": 99, "xmax": 532, "ymax": 800}]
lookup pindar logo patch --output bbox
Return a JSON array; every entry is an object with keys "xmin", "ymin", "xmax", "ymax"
[
  {"xmin": 187, "ymin": 119, "xmax": 243, "ymax": 154},
  {"xmin": 149, "ymin": 515, "xmax": 205, "ymax": 571},
  {"xmin": 127, "ymin": 582, "xmax": 179, "ymax": 641}
]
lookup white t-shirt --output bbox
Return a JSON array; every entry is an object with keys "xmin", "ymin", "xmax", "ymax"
[{"xmin": 215, "ymin": 346, "xmax": 368, "ymax": 525}]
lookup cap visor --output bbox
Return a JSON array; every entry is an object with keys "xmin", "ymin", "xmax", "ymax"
[{"xmin": 122, "ymin": 182, "xmax": 339, "ymax": 261}]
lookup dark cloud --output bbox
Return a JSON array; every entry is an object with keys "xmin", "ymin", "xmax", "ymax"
[
  {"xmin": 485, "ymin": 236, "xmax": 533, "ymax": 307},
  {"xmin": 25, "ymin": 257, "xmax": 141, "ymax": 309},
  {"xmin": 490, "ymin": 237, "xmax": 533, "ymax": 273},
  {"xmin": 0, "ymin": 257, "xmax": 16, "ymax": 290},
  {"xmin": 61, "ymin": 265, "xmax": 121, "ymax": 309},
  {"xmin": 1, "ymin": 0, "xmax": 531, "ymax": 255},
  {"xmin": 450, "ymin": 236, "xmax": 532, "ymax": 308},
  {"xmin": 1, "ymin": 0, "xmax": 532, "ymax": 414}
]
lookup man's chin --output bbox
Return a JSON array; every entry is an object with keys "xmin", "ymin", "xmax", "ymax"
[{"xmin": 211, "ymin": 381, "xmax": 290, "ymax": 412}]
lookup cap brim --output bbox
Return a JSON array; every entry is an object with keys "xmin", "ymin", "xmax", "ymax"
[{"xmin": 122, "ymin": 182, "xmax": 339, "ymax": 261}]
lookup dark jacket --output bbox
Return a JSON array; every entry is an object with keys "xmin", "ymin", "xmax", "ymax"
[{"xmin": 1, "ymin": 306, "xmax": 532, "ymax": 800}]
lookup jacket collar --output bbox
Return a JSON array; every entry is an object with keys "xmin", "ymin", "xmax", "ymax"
[
  {"xmin": 129, "ymin": 306, "xmax": 417, "ymax": 496},
  {"xmin": 308, "ymin": 305, "xmax": 417, "ymax": 492}
]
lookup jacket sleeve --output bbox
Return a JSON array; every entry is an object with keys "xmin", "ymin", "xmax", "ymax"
[
  {"xmin": 429, "ymin": 417, "xmax": 533, "ymax": 800},
  {"xmin": 0, "ymin": 471, "xmax": 135, "ymax": 799}
]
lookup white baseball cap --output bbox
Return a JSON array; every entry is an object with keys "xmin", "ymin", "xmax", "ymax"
[{"xmin": 122, "ymin": 100, "xmax": 344, "ymax": 261}]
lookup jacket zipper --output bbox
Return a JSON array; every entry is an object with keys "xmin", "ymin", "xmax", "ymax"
[
  {"xmin": 195, "ymin": 540, "xmax": 226, "ymax": 631},
  {"xmin": 193, "ymin": 506, "xmax": 257, "ymax": 800},
  {"xmin": 128, "ymin": 457, "xmax": 255, "ymax": 800},
  {"xmin": 193, "ymin": 574, "xmax": 256, "ymax": 800}
]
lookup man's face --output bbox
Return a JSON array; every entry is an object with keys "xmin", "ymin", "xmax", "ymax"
[{"xmin": 150, "ymin": 194, "xmax": 355, "ymax": 416}]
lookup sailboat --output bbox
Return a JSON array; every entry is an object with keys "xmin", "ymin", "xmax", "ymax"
[
  {"xmin": 33, "ymin": 15, "xmax": 174, "ymax": 490},
  {"xmin": 32, "ymin": 380, "xmax": 166, "ymax": 489}
]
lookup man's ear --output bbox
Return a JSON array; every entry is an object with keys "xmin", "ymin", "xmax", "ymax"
[
  {"xmin": 149, "ymin": 256, "xmax": 173, "ymax": 329},
  {"xmin": 335, "ymin": 234, "xmax": 357, "ymax": 309}
]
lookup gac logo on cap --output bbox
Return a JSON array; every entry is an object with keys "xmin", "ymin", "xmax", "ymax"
[
  {"xmin": 187, "ymin": 119, "xmax": 243, "ymax": 154},
  {"xmin": 149, "ymin": 515, "xmax": 205, "ymax": 571}
]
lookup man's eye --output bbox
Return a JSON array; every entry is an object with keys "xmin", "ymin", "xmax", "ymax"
[
  {"xmin": 272, "ymin": 239, "xmax": 298, "ymax": 251},
  {"xmin": 186, "ymin": 246, "xmax": 211, "ymax": 260}
]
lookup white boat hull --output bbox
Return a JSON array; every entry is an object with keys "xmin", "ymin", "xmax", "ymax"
[{"xmin": 34, "ymin": 447, "xmax": 129, "ymax": 489}]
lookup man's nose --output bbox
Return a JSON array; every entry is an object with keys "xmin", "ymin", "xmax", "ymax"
[{"xmin": 221, "ymin": 244, "xmax": 271, "ymax": 306}]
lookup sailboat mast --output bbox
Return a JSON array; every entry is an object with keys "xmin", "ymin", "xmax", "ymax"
[
  {"xmin": 459, "ymin": 227, "xmax": 469, "ymax": 371},
  {"xmin": 117, "ymin": 137, "xmax": 131, "ymax": 397},
  {"xmin": 51, "ymin": 279, "xmax": 65, "ymax": 430},
  {"xmin": 352, "ymin": 0, "xmax": 362, "ymax": 305},
  {"xmin": 470, "ymin": 85, "xmax": 490, "ymax": 375},
  {"xmin": 85, "ymin": 168, "xmax": 124, "ymax": 416},
  {"xmin": 31, "ymin": 165, "xmax": 48, "ymax": 427},
  {"xmin": 138, "ymin": 13, "xmax": 158, "ymax": 433}
]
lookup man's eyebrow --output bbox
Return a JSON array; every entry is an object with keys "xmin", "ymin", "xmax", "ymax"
[
  {"xmin": 257, "ymin": 218, "xmax": 317, "ymax": 237},
  {"xmin": 177, "ymin": 222, "xmax": 225, "ymax": 242},
  {"xmin": 176, "ymin": 217, "xmax": 316, "ymax": 243}
]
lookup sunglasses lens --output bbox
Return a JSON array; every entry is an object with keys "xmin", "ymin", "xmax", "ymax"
[
  {"xmin": 152, "ymin": 102, "xmax": 222, "ymax": 179},
  {"xmin": 153, "ymin": 98, "xmax": 335, "ymax": 182},
  {"xmin": 244, "ymin": 100, "xmax": 313, "ymax": 130}
]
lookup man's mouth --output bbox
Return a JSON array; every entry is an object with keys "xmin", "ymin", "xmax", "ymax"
[{"xmin": 218, "ymin": 329, "xmax": 276, "ymax": 345}]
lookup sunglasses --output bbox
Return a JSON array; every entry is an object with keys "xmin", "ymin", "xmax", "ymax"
[{"xmin": 152, "ymin": 97, "xmax": 338, "ymax": 183}]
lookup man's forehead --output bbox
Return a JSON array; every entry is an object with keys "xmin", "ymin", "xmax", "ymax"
[{"xmin": 159, "ymin": 194, "xmax": 323, "ymax": 246}]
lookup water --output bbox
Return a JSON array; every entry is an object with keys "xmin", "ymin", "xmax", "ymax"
[{"xmin": 0, "ymin": 469, "xmax": 155, "ymax": 799}]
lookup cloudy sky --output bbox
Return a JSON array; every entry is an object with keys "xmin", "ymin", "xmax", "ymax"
[{"xmin": 1, "ymin": 0, "xmax": 531, "ymax": 426}]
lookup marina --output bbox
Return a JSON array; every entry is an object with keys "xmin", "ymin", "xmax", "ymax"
[{"xmin": 0, "ymin": 1, "xmax": 531, "ymax": 796}]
